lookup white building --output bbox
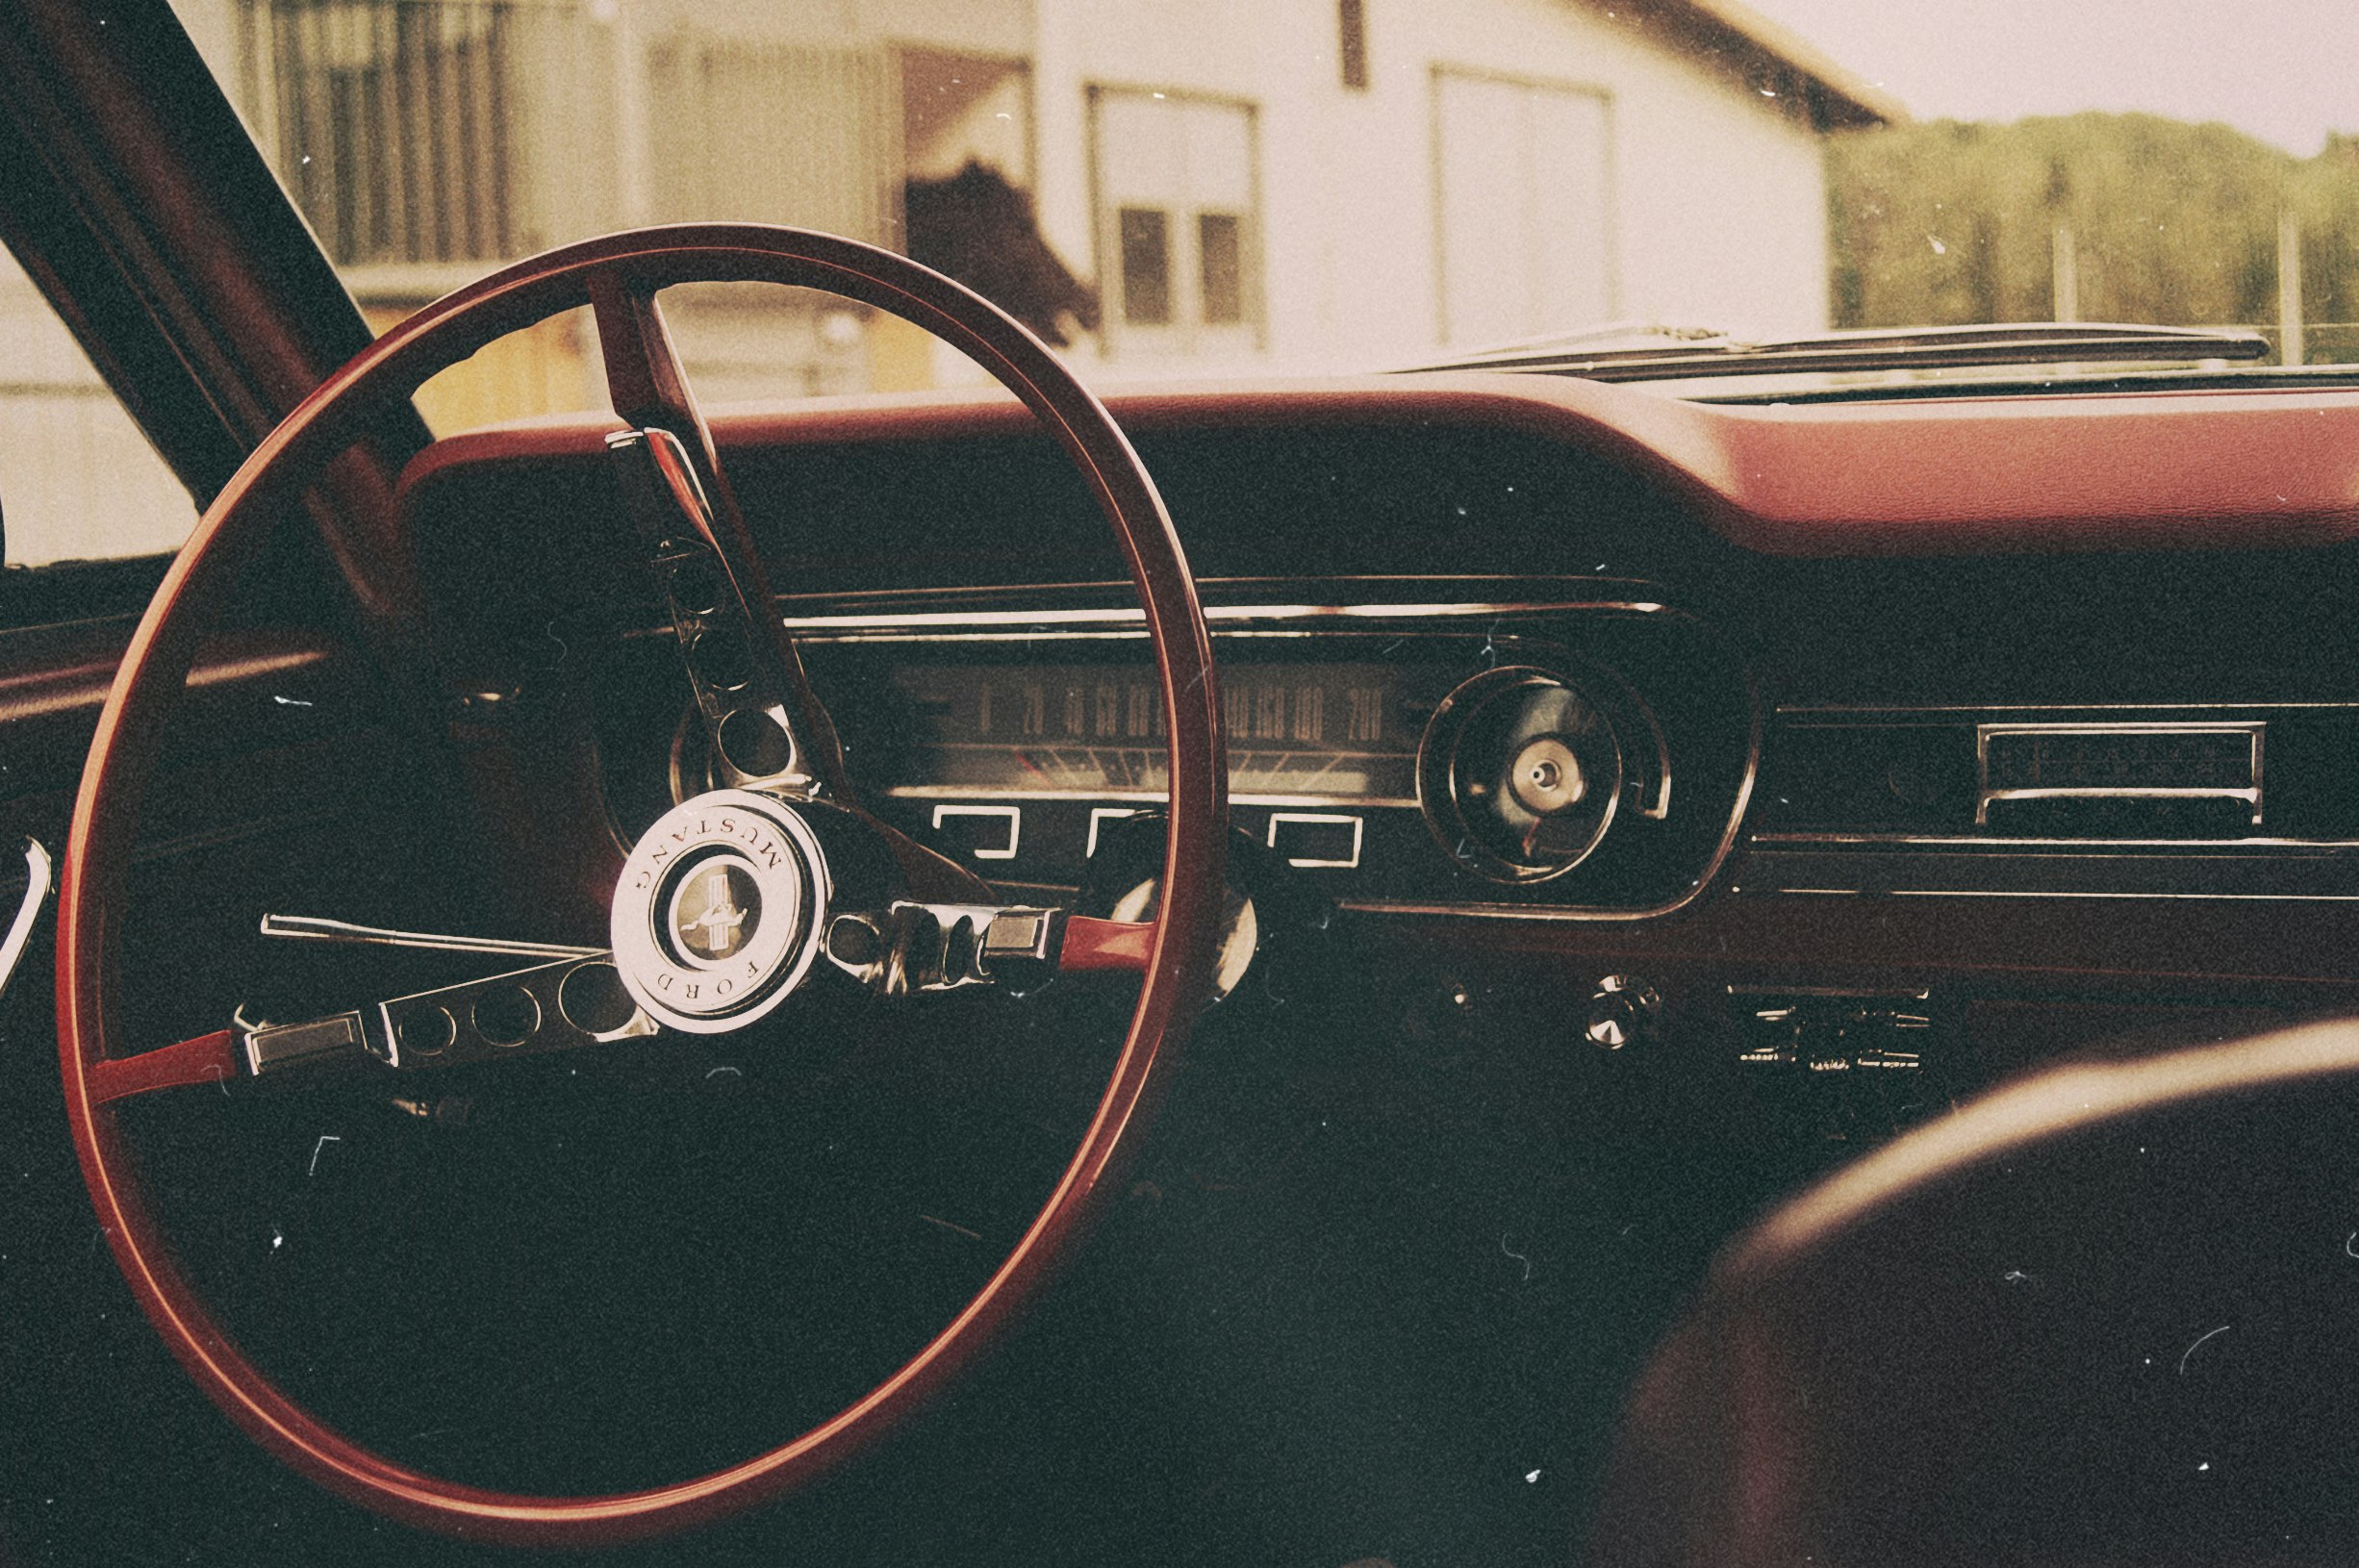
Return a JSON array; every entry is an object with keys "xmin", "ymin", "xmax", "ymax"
[
  {"xmin": 1033, "ymin": 0, "xmax": 1899, "ymax": 371},
  {"xmin": 2, "ymin": 0, "xmax": 1896, "ymax": 561}
]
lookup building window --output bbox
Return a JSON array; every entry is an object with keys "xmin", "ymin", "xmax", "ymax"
[
  {"xmin": 1431, "ymin": 69, "xmax": 1614, "ymax": 345},
  {"xmin": 1090, "ymin": 88, "xmax": 1262, "ymax": 357},
  {"xmin": 246, "ymin": 0, "xmax": 522, "ymax": 266},
  {"xmin": 1338, "ymin": 0, "xmax": 1369, "ymax": 90},
  {"xmin": 244, "ymin": 4, "xmax": 907, "ymax": 272},
  {"xmin": 647, "ymin": 37, "xmax": 899, "ymax": 244},
  {"xmin": 1119, "ymin": 208, "xmax": 1174, "ymax": 325}
]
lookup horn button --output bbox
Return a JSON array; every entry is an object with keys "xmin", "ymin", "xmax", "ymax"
[{"xmin": 611, "ymin": 789, "xmax": 829, "ymax": 1033}]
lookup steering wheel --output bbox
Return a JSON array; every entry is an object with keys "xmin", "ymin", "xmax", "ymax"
[{"xmin": 55, "ymin": 226, "xmax": 1227, "ymax": 1546}]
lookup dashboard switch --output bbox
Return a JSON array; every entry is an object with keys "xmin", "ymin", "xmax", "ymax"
[
  {"xmin": 1732, "ymin": 988, "xmax": 1947, "ymax": 1147},
  {"xmin": 931, "ymin": 803, "xmax": 1021, "ymax": 862},
  {"xmin": 1585, "ymin": 975, "xmax": 1661, "ymax": 1050},
  {"xmin": 1266, "ymin": 812, "xmax": 1363, "ymax": 869},
  {"xmin": 1087, "ymin": 806, "xmax": 1143, "ymax": 856}
]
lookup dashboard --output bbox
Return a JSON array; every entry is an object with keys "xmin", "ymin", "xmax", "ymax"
[{"xmin": 392, "ymin": 371, "xmax": 2359, "ymax": 1150}]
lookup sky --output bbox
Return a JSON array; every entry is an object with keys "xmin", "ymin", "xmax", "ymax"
[{"xmin": 1736, "ymin": 0, "xmax": 2359, "ymax": 157}]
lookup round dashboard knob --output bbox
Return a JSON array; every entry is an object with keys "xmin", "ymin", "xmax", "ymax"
[
  {"xmin": 1417, "ymin": 666, "xmax": 1626, "ymax": 883},
  {"xmin": 1508, "ymin": 735, "xmax": 1587, "ymax": 816},
  {"xmin": 1585, "ymin": 975, "xmax": 1661, "ymax": 1050}
]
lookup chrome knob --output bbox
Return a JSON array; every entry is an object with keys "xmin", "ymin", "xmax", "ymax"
[
  {"xmin": 1509, "ymin": 736, "xmax": 1586, "ymax": 815},
  {"xmin": 1416, "ymin": 667, "xmax": 1627, "ymax": 884},
  {"xmin": 1585, "ymin": 975, "xmax": 1661, "ymax": 1050}
]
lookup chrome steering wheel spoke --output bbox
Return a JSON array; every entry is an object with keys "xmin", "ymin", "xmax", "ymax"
[
  {"xmin": 87, "ymin": 952, "xmax": 655, "ymax": 1106},
  {"xmin": 590, "ymin": 269, "xmax": 849, "ymax": 799},
  {"xmin": 245, "ymin": 952, "xmax": 655, "ymax": 1080},
  {"xmin": 823, "ymin": 903, "xmax": 1156, "ymax": 995}
]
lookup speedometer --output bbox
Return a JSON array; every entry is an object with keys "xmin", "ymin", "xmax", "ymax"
[{"xmin": 886, "ymin": 660, "xmax": 1422, "ymax": 808}]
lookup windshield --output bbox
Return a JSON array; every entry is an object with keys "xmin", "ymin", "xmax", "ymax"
[
  {"xmin": 183, "ymin": 0, "xmax": 2359, "ymax": 370},
  {"xmin": 169, "ymin": 0, "xmax": 2359, "ymax": 387},
  {"xmin": 148, "ymin": 0, "xmax": 2359, "ymax": 392},
  {"xmin": 10, "ymin": 1, "xmax": 2359, "ymax": 564}
]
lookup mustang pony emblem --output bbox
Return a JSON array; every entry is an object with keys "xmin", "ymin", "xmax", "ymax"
[{"xmin": 676, "ymin": 863, "xmax": 757, "ymax": 959}]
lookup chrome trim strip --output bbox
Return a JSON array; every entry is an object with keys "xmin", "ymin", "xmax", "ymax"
[
  {"xmin": 1727, "ymin": 983, "xmax": 1932, "ymax": 1000},
  {"xmin": 1754, "ymin": 832, "xmax": 2359, "ymax": 849},
  {"xmin": 0, "ymin": 648, "xmax": 329, "ymax": 727},
  {"xmin": 804, "ymin": 630, "xmax": 1155, "ymax": 645},
  {"xmin": 0, "ymin": 839, "xmax": 52, "ymax": 1004},
  {"xmin": 886, "ymin": 784, "xmax": 1420, "ymax": 810},
  {"xmin": 1334, "ymin": 894, "xmax": 1729, "ymax": 923},
  {"xmin": 931, "ymin": 803, "xmax": 1022, "ymax": 861},
  {"xmin": 1884, "ymin": 888, "xmax": 2359, "ymax": 902},
  {"xmin": 1780, "ymin": 700, "xmax": 2359, "ymax": 715},
  {"xmin": 1974, "ymin": 720, "xmax": 2264, "ymax": 826},
  {"xmin": 793, "ymin": 625, "xmax": 1628, "ymax": 644},
  {"xmin": 1266, "ymin": 811, "xmax": 1365, "ymax": 870},
  {"xmin": 1086, "ymin": 807, "xmax": 1142, "ymax": 857},
  {"xmin": 782, "ymin": 599, "xmax": 1668, "ymax": 631},
  {"xmin": 1336, "ymin": 661, "xmax": 1761, "ymax": 926}
]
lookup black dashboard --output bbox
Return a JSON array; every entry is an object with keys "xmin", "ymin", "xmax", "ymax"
[{"xmin": 389, "ymin": 376, "xmax": 2359, "ymax": 1153}]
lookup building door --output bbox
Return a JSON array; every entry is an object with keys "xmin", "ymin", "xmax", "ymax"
[
  {"xmin": 1091, "ymin": 88, "xmax": 1260, "ymax": 360},
  {"xmin": 1432, "ymin": 69, "xmax": 1613, "ymax": 347}
]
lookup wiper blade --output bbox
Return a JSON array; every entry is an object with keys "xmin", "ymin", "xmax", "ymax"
[{"xmin": 1402, "ymin": 322, "xmax": 2272, "ymax": 381}]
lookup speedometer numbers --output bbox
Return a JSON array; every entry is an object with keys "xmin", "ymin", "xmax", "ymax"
[{"xmin": 894, "ymin": 662, "xmax": 1420, "ymax": 808}]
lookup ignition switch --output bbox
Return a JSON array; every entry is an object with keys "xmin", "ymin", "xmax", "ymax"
[{"xmin": 1584, "ymin": 974, "xmax": 1661, "ymax": 1050}]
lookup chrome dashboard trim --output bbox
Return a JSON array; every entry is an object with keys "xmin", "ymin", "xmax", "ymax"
[
  {"xmin": 779, "ymin": 594, "xmax": 1761, "ymax": 925},
  {"xmin": 1778, "ymin": 700, "xmax": 2359, "ymax": 715},
  {"xmin": 1266, "ymin": 811, "xmax": 1366, "ymax": 870},
  {"xmin": 1355, "ymin": 630, "xmax": 1759, "ymax": 924},
  {"xmin": 782, "ymin": 599, "xmax": 1670, "ymax": 631},
  {"xmin": 1886, "ymin": 889, "xmax": 2359, "ymax": 902},
  {"xmin": 1764, "ymin": 706, "xmax": 2359, "ymax": 865},
  {"xmin": 1754, "ymin": 832, "xmax": 2359, "ymax": 850},
  {"xmin": 1973, "ymin": 720, "xmax": 2265, "ymax": 826},
  {"xmin": 1732, "ymin": 883, "xmax": 2359, "ymax": 903},
  {"xmin": 930, "ymin": 803, "xmax": 1022, "ymax": 860},
  {"xmin": 1086, "ymin": 807, "xmax": 1140, "ymax": 856},
  {"xmin": 1726, "ymin": 983, "xmax": 1932, "ymax": 1000},
  {"xmin": 888, "ymin": 784, "xmax": 1422, "ymax": 810},
  {"xmin": 1737, "ymin": 878, "xmax": 2359, "ymax": 903}
]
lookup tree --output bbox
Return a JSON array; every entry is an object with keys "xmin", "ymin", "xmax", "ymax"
[{"xmin": 1828, "ymin": 113, "xmax": 2307, "ymax": 333}]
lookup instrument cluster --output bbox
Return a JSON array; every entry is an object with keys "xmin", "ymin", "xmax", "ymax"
[{"xmin": 774, "ymin": 591, "xmax": 1759, "ymax": 919}]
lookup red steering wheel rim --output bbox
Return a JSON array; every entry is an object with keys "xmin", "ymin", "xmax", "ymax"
[{"xmin": 56, "ymin": 225, "xmax": 1227, "ymax": 1547}]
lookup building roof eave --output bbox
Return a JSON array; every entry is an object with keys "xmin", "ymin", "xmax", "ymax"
[{"xmin": 1585, "ymin": 0, "xmax": 1909, "ymax": 131}]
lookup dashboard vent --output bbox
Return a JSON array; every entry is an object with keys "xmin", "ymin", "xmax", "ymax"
[{"xmin": 1756, "ymin": 707, "xmax": 2359, "ymax": 843}]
